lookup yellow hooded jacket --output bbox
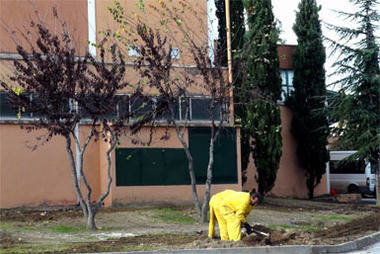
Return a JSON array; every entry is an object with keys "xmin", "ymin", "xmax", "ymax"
[{"xmin": 208, "ymin": 190, "xmax": 254, "ymax": 241}]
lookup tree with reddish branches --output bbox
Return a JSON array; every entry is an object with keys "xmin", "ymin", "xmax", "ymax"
[
  {"xmin": 0, "ymin": 9, "xmax": 157, "ymax": 229},
  {"xmin": 107, "ymin": 0, "xmax": 231, "ymax": 221}
]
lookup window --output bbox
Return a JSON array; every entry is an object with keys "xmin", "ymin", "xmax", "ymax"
[
  {"xmin": 280, "ymin": 69, "xmax": 294, "ymax": 102},
  {"xmin": 190, "ymin": 97, "xmax": 221, "ymax": 121},
  {"xmin": 1, "ymin": 92, "xmax": 227, "ymax": 123},
  {"xmin": 130, "ymin": 97, "xmax": 154, "ymax": 120},
  {"xmin": 31, "ymin": 94, "xmax": 70, "ymax": 118},
  {"xmin": 0, "ymin": 92, "xmax": 32, "ymax": 119},
  {"xmin": 128, "ymin": 46, "xmax": 140, "ymax": 57},
  {"xmin": 0, "ymin": 92, "xmax": 18, "ymax": 118},
  {"xmin": 116, "ymin": 94, "xmax": 130, "ymax": 118},
  {"xmin": 171, "ymin": 48, "xmax": 180, "ymax": 59},
  {"xmin": 130, "ymin": 96, "xmax": 223, "ymax": 122},
  {"xmin": 330, "ymin": 160, "xmax": 366, "ymax": 174},
  {"xmin": 179, "ymin": 97, "xmax": 190, "ymax": 121},
  {"xmin": 191, "ymin": 98, "xmax": 211, "ymax": 120},
  {"xmin": 159, "ymin": 98, "xmax": 179, "ymax": 120}
]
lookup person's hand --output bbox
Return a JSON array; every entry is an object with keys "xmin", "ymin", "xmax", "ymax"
[{"xmin": 242, "ymin": 222, "xmax": 253, "ymax": 235}]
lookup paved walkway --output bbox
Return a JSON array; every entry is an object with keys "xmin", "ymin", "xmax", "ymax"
[{"xmin": 344, "ymin": 242, "xmax": 380, "ymax": 254}]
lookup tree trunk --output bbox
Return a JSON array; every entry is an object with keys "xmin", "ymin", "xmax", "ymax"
[
  {"xmin": 95, "ymin": 131, "xmax": 117, "ymax": 210},
  {"xmin": 64, "ymin": 134, "xmax": 88, "ymax": 217},
  {"xmin": 86, "ymin": 207, "xmax": 97, "ymax": 230},
  {"xmin": 75, "ymin": 123, "xmax": 81, "ymax": 187},
  {"xmin": 75, "ymin": 128, "xmax": 96, "ymax": 224},
  {"xmin": 82, "ymin": 129, "xmax": 118, "ymax": 231},
  {"xmin": 307, "ymin": 177, "xmax": 314, "ymax": 200},
  {"xmin": 376, "ymin": 159, "xmax": 380, "ymax": 207},
  {"xmin": 174, "ymin": 123, "xmax": 201, "ymax": 213},
  {"xmin": 201, "ymin": 125, "xmax": 221, "ymax": 223},
  {"xmin": 201, "ymin": 134, "xmax": 215, "ymax": 223},
  {"xmin": 185, "ymin": 149, "xmax": 201, "ymax": 213}
]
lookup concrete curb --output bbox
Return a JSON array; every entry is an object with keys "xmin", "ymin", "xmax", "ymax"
[
  {"xmin": 311, "ymin": 231, "xmax": 380, "ymax": 253},
  {"xmin": 90, "ymin": 231, "xmax": 380, "ymax": 254}
]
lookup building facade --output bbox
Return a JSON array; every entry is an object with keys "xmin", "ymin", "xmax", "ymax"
[{"xmin": 0, "ymin": 1, "xmax": 327, "ymax": 209}]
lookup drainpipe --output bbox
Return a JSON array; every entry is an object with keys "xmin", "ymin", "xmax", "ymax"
[{"xmin": 225, "ymin": 0, "xmax": 234, "ymax": 124}]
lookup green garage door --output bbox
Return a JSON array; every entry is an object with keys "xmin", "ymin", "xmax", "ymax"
[
  {"xmin": 189, "ymin": 127, "xmax": 237, "ymax": 184},
  {"xmin": 116, "ymin": 148, "xmax": 189, "ymax": 186},
  {"xmin": 115, "ymin": 127, "xmax": 238, "ymax": 186}
]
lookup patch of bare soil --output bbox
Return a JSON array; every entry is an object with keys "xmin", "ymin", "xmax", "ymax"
[
  {"xmin": 1, "ymin": 198, "xmax": 379, "ymax": 253},
  {"xmin": 0, "ymin": 205, "xmax": 188, "ymax": 223},
  {"xmin": 42, "ymin": 234, "xmax": 210, "ymax": 253},
  {"xmin": 0, "ymin": 231, "xmax": 24, "ymax": 248},
  {"xmin": 244, "ymin": 213, "xmax": 380, "ymax": 247},
  {"xmin": 314, "ymin": 213, "xmax": 380, "ymax": 244},
  {"xmin": 73, "ymin": 214, "xmax": 380, "ymax": 252},
  {"xmin": 264, "ymin": 196, "xmax": 379, "ymax": 213},
  {"xmin": 0, "ymin": 207, "xmax": 82, "ymax": 222}
]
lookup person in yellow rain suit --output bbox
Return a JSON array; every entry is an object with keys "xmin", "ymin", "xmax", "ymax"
[{"xmin": 208, "ymin": 189, "xmax": 262, "ymax": 241}]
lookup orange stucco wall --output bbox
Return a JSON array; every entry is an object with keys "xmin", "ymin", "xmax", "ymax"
[
  {"xmin": 278, "ymin": 45, "xmax": 295, "ymax": 69},
  {"xmin": 0, "ymin": 0, "xmax": 88, "ymax": 54},
  {"xmin": 0, "ymin": 124, "xmax": 101, "ymax": 208},
  {"xmin": 0, "ymin": 124, "xmax": 241, "ymax": 208},
  {"xmin": 95, "ymin": 0, "xmax": 208, "ymax": 65},
  {"xmin": 1, "ymin": 124, "xmax": 74, "ymax": 207},
  {"xmin": 243, "ymin": 106, "xmax": 328, "ymax": 198}
]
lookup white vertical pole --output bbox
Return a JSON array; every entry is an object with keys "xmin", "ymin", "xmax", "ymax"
[
  {"xmin": 225, "ymin": 0, "xmax": 234, "ymax": 123},
  {"xmin": 87, "ymin": 0, "xmax": 97, "ymax": 57},
  {"xmin": 207, "ymin": 0, "xmax": 217, "ymax": 65}
]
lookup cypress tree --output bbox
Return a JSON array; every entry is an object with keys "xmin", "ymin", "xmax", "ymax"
[
  {"xmin": 242, "ymin": 0, "xmax": 282, "ymax": 194},
  {"xmin": 326, "ymin": 0, "xmax": 380, "ymax": 204},
  {"xmin": 289, "ymin": 0, "xmax": 329, "ymax": 199},
  {"xmin": 230, "ymin": 0, "xmax": 245, "ymax": 55},
  {"xmin": 229, "ymin": 0, "xmax": 250, "ymax": 184},
  {"xmin": 214, "ymin": 0, "xmax": 227, "ymax": 66}
]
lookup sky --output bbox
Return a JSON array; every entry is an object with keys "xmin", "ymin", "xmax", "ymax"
[
  {"xmin": 272, "ymin": 0, "xmax": 358, "ymax": 45},
  {"xmin": 272, "ymin": 0, "xmax": 362, "ymax": 87}
]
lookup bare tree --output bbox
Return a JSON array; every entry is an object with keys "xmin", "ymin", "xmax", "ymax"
[
  {"xmin": 0, "ymin": 9, "xmax": 155, "ymax": 229},
  {"xmin": 105, "ymin": 1, "xmax": 231, "ymax": 221},
  {"xmin": 192, "ymin": 47, "xmax": 229, "ymax": 223},
  {"xmin": 123, "ymin": 22, "xmax": 229, "ymax": 222}
]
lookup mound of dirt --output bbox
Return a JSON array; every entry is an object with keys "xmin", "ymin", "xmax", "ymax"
[
  {"xmin": 243, "ymin": 214, "xmax": 380, "ymax": 247},
  {"xmin": 65, "ymin": 233, "xmax": 210, "ymax": 253},
  {"xmin": 316, "ymin": 213, "xmax": 380, "ymax": 239},
  {"xmin": 242, "ymin": 225, "xmax": 296, "ymax": 246}
]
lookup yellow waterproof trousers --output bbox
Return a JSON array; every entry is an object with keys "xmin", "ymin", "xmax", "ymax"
[{"xmin": 208, "ymin": 191, "xmax": 244, "ymax": 241}]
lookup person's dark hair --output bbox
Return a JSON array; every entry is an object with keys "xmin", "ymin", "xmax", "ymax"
[{"xmin": 249, "ymin": 188, "xmax": 263, "ymax": 203}]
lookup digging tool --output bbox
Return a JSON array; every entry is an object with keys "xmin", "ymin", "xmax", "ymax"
[{"xmin": 242, "ymin": 223, "xmax": 270, "ymax": 238}]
